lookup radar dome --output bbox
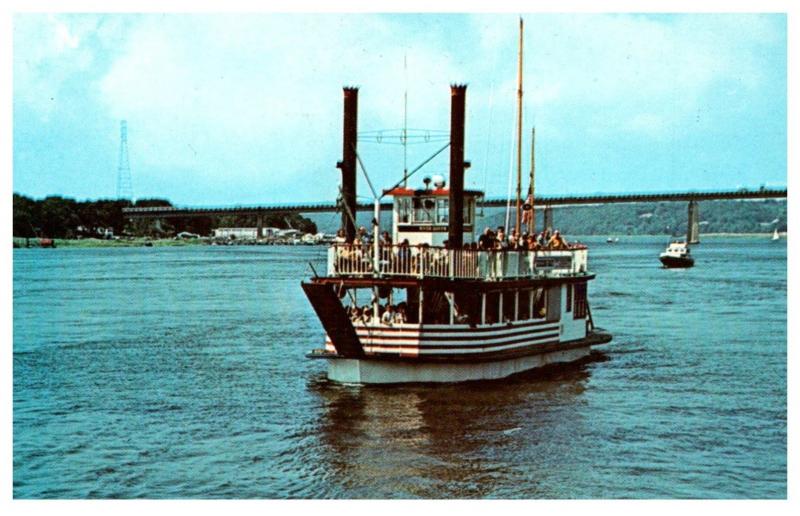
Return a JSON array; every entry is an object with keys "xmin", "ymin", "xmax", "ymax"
[{"xmin": 432, "ymin": 175, "xmax": 446, "ymax": 189}]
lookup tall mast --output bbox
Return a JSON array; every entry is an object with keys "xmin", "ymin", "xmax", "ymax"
[
  {"xmin": 403, "ymin": 53, "xmax": 409, "ymax": 187},
  {"xmin": 515, "ymin": 17, "xmax": 524, "ymax": 237}
]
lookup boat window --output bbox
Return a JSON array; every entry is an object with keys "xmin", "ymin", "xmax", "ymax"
[
  {"xmin": 413, "ymin": 197, "xmax": 435, "ymax": 223},
  {"xmin": 397, "ymin": 197, "xmax": 411, "ymax": 223},
  {"xmin": 436, "ymin": 198, "xmax": 449, "ymax": 224},
  {"xmin": 546, "ymin": 286, "xmax": 561, "ymax": 322},
  {"xmin": 573, "ymin": 282, "xmax": 587, "ymax": 319},
  {"xmin": 520, "ymin": 290, "xmax": 531, "ymax": 320},
  {"xmin": 463, "ymin": 200, "xmax": 473, "ymax": 224},
  {"xmin": 533, "ymin": 288, "xmax": 546, "ymax": 319},
  {"xmin": 484, "ymin": 292, "xmax": 499, "ymax": 324},
  {"xmin": 421, "ymin": 288, "xmax": 448, "ymax": 324},
  {"xmin": 503, "ymin": 291, "xmax": 515, "ymax": 323},
  {"xmin": 566, "ymin": 284, "xmax": 573, "ymax": 313}
]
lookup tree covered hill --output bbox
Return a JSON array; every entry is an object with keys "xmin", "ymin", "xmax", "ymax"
[
  {"xmin": 308, "ymin": 198, "xmax": 787, "ymax": 236},
  {"xmin": 12, "ymin": 194, "xmax": 317, "ymax": 238},
  {"xmin": 13, "ymin": 193, "xmax": 785, "ymax": 239}
]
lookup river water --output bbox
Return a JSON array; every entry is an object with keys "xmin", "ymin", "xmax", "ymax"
[{"xmin": 12, "ymin": 237, "xmax": 786, "ymax": 498}]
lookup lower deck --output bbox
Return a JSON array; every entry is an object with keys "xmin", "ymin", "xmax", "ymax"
[{"xmin": 303, "ymin": 277, "xmax": 599, "ymax": 362}]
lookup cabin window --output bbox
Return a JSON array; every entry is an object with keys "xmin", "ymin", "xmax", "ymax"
[
  {"xmin": 533, "ymin": 288, "xmax": 546, "ymax": 319},
  {"xmin": 436, "ymin": 198, "xmax": 449, "ymax": 224},
  {"xmin": 397, "ymin": 198, "xmax": 411, "ymax": 223},
  {"xmin": 566, "ymin": 284, "xmax": 573, "ymax": 313},
  {"xmin": 421, "ymin": 288, "xmax": 449, "ymax": 324},
  {"xmin": 485, "ymin": 292, "xmax": 500, "ymax": 324},
  {"xmin": 413, "ymin": 197, "xmax": 435, "ymax": 223},
  {"xmin": 546, "ymin": 286, "xmax": 561, "ymax": 322},
  {"xmin": 519, "ymin": 289, "xmax": 531, "ymax": 320},
  {"xmin": 503, "ymin": 291, "xmax": 515, "ymax": 323},
  {"xmin": 463, "ymin": 201, "xmax": 473, "ymax": 224},
  {"xmin": 573, "ymin": 282, "xmax": 587, "ymax": 319}
]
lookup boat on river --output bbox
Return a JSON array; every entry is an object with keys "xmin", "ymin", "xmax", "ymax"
[
  {"xmin": 659, "ymin": 241, "xmax": 694, "ymax": 268},
  {"xmin": 301, "ymin": 84, "xmax": 612, "ymax": 384}
]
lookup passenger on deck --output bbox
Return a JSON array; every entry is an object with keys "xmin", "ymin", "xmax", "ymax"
[
  {"xmin": 495, "ymin": 227, "xmax": 507, "ymax": 249},
  {"xmin": 479, "ymin": 227, "xmax": 494, "ymax": 250},
  {"xmin": 397, "ymin": 239, "xmax": 412, "ymax": 270},
  {"xmin": 394, "ymin": 302, "xmax": 407, "ymax": 324},
  {"xmin": 381, "ymin": 304, "xmax": 395, "ymax": 325},
  {"xmin": 357, "ymin": 226, "xmax": 370, "ymax": 246},
  {"xmin": 517, "ymin": 232, "xmax": 528, "ymax": 250},
  {"xmin": 508, "ymin": 229, "xmax": 518, "ymax": 249},
  {"xmin": 362, "ymin": 307, "xmax": 374, "ymax": 325},
  {"xmin": 334, "ymin": 229, "xmax": 346, "ymax": 244},
  {"xmin": 453, "ymin": 304, "xmax": 470, "ymax": 324},
  {"xmin": 547, "ymin": 230, "xmax": 568, "ymax": 250},
  {"xmin": 379, "ymin": 231, "xmax": 393, "ymax": 263}
]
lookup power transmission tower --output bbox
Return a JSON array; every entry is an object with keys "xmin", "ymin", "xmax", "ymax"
[{"xmin": 116, "ymin": 120, "xmax": 133, "ymax": 200}]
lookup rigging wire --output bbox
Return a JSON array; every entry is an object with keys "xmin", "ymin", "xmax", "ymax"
[
  {"xmin": 380, "ymin": 142, "xmax": 451, "ymax": 198},
  {"xmin": 504, "ymin": 87, "xmax": 517, "ymax": 234},
  {"xmin": 481, "ymin": 82, "xmax": 496, "ymax": 218}
]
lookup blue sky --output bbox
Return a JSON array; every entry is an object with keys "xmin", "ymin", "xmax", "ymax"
[{"xmin": 13, "ymin": 13, "xmax": 787, "ymax": 206}]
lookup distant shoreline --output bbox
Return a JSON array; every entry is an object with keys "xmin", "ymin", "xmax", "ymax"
[
  {"xmin": 13, "ymin": 232, "xmax": 785, "ymax": 249},
  {"xmin": 596, "ymin": 232, "xmax": 786, "ymax": 238},
  {"xmin": 12, "ymin": 237, "xmax": 206, "ymax": 248}
]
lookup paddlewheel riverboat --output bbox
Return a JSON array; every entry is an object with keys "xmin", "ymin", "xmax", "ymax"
[{"xmin": 301, "ymin": 85, "xmax": 611, "ymax": 384}]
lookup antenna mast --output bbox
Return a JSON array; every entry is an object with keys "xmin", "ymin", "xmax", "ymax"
[
  {"xmin": 403, "ymin": 53, "xmax": 409, "ymax": 187},
  {"xmin": 515, "ymin": 18, "xmax": 524, "ymax": 238},
  {"xmin": 116, "ymin": 120, "xmax": 133, "ymax": 200}
]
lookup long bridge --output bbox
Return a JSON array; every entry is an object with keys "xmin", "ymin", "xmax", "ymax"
[{"xmin": 122, "ymin": 187, "xmax": 786, "ymax": 244}]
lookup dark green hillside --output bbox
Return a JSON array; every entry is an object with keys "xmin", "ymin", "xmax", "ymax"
[
  {"xmin": 12, "ymin": 194, "xmax": 317, "ymax": 238},
  {"xmin": 308, "ymin": 199, "xmax": 786, "ymax": 236}
]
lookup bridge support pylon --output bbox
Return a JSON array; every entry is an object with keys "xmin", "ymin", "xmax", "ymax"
[
  {"xmin": 543, "ymin": 206, "xmax": 553, "ymax": 233},
  {"xmin": 687, "ymin": 200, "xmax": 700, "ymax": 244},
  {"xmin": 256, "ymin": 213, "xmax": 264, "ymax": 241}
]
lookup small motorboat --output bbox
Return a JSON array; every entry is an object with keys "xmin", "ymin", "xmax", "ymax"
[
  {"xmin": 659, "ymin": 241, "xmax": 694, "ymax": 268},
  {"xmin": 606, "ymin": 237, "xmax": 619, "ymax": 243}
]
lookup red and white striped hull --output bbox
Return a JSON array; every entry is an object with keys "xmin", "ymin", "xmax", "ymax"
[
  {"xmin": 324, "ymin": 319, "xmax": 563, "ymax": 360},
  {"xmin": 316, "ymin": 320, "xmax": 612, "ymax": 383}
]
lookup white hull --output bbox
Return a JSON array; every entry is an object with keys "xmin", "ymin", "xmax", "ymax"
[{"xmin": 326, "ymin": 345, "xmax": 591, "ymax": 384}]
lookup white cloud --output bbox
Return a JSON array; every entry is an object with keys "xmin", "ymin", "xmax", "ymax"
[
  {"xmin": 13, "ymin": 13, "xmax": 785, "ymax": 202},
  {"xmin": 474, "ymin": 13, "xmax": 779, "ymax": 140},
  {"xmin": 13, "ymin": 14, "xmax": 101, "ymax": 119},
  {"xmin": 92, "ymin": 14, "xmax": 471, "ymax": 201}
]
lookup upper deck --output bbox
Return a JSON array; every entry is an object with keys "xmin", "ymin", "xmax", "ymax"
[{"xmin": 327, "ymin": 243, "xmax": 589, "ymax": 281}]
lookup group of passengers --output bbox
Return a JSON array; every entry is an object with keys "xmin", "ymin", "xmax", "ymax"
[
  {"xmin": 334, "ymin": 226, "xmax": 376, "ymax": 247},
  {"xmin": 348, "ymin": 301, "xmax": 408, "ymax": 325},
  {"xmin": 477, "ymin": 227, "xmax": 569, "ymax": 251},
  {"xmin": 336, "ymin": 226, "xmax": 570, "ymax": 252}
]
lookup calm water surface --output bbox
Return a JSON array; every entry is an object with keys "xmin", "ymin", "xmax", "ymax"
[{"xmin": 13, "ymin": 237, "xmax": 786, "ymax": 498}]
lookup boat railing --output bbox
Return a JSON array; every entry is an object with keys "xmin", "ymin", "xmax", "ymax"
[{"xmin": 327, "ymin": 243, "xmax": 589, "ymax": 280}]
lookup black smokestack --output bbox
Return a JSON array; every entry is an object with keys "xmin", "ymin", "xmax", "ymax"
[
  {"xmin": 337, "ymin": 87, "xmax": 358, "ymax": 243},
  {"xmin": 448, "ymin": 84, "xmax": 467, "ymax": 248}
]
